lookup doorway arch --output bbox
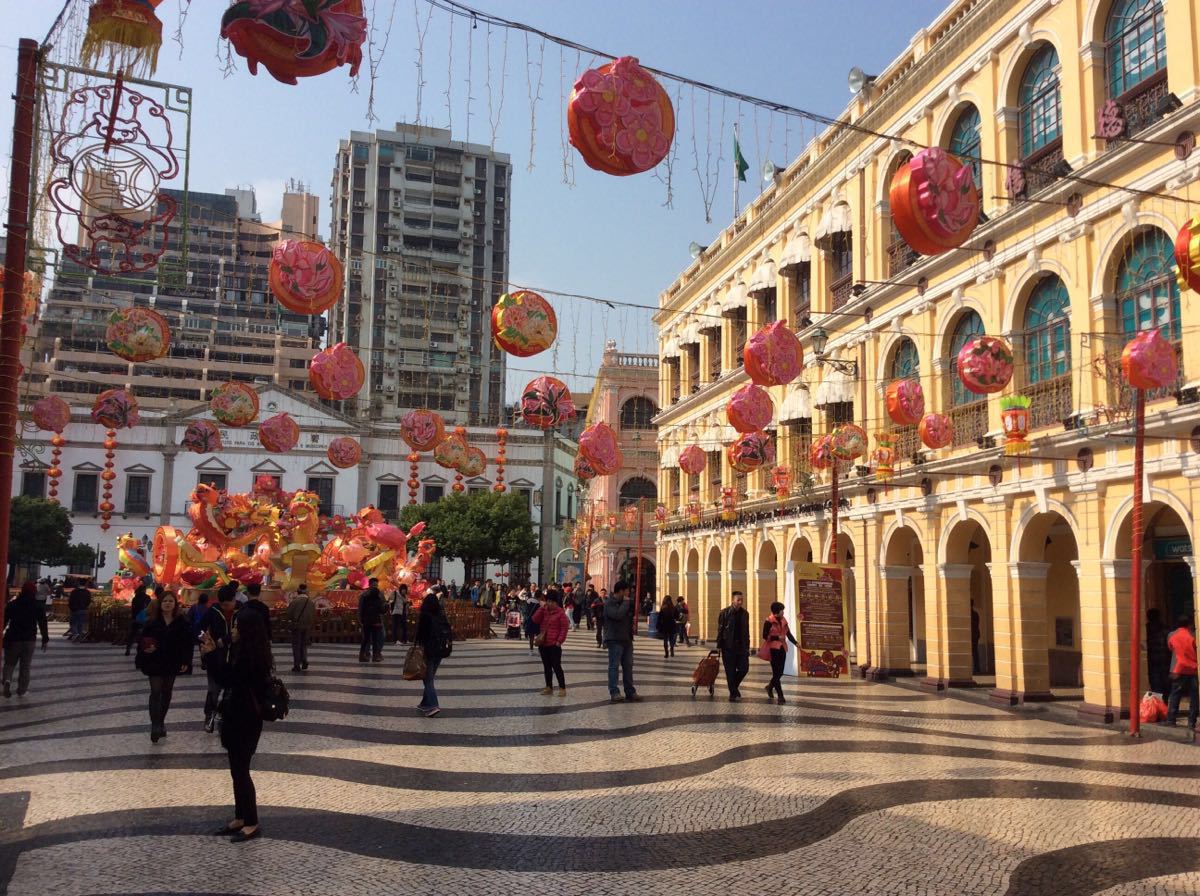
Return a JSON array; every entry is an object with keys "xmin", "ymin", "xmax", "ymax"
[
  {"xmin": 757, "ymin": 539, "xmax": 779, "ymax": 621},
  {"xmin": 943, "ymin": 517, "xmax": 994, "ymax": 687},
  {"xmin": 704, "ymin": 545, "xmax": 722, "ymax": 642},
  {"xmin": 1014, "ymin": 510, "xmax": 1081, "ymax": 699},
  {"xmin": 882, "ymin": 524, "xmax": 925, "ymax": 676}
]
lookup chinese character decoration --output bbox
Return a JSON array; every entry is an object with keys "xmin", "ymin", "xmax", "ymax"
[
  {"xmin": 92, "ymin": 389, "xmax": 139, "ymax": 531},
  {"xmin": 221, "ymin": 0, "xmax": 368, "ymax": 85},
  {"xmin": 32, "ymin": 397, "xmax": 72, "ymax": 505},
  {"xmin": 999, "ymin": 396, "xmax": 1032, "ymax": 456},
  {"xmin": 492, "ymin": 290, "xmax": 557, "ymax": 357},
  {"xmin": 494, "ymin": 427, "xmax": 508, "ymax": 493},
  {"xmin": 890, "ymin": 147, "xmax": 980, "ymax": 255},
  {"xmin": 720, "ymin": 487, "xmax": 738, "ymax": 522},
  {"xmin": 81, "ymin": 0, "xmax": 166, "ymax": 78},
  {"xmin": 771, "ymin": 465, "xmax": 792, "ymax": 501},
  {"xmin": 568, "ymin": 56, "xmax": 675, "ymax": 176}
]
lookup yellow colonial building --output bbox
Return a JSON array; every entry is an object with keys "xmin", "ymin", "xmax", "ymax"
[{"xmin": 654, "ymin": 0, "xmax": 1200, "ymax": 722}]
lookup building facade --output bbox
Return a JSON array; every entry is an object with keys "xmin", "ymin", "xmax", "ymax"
[
  {"xmin": 654, "ymin": 0, "xmax": 1200, "ymax": 722},
  {"xmin": 327, "ymin": 124, "xmax": 510, "ymax": 426}
]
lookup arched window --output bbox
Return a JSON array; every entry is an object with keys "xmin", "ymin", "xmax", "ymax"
[
  {"xmin": 620, "ymin": 396, "xmax": 658, "ymax": 430},
  {"xmin": 948, "ymin": 105, "xmax": 982, "ymax": 189},
  {"xmin": 1116, "ymin": 228, "xmax": 1180, "ymax": 340},
  {"xmin": 1105, "ymin": 0, "xmax": 1166, "ymax": 100},
  {"xmin": 1018, "ymin": 44, "xmax": 1062, "ymax": 159},
  {"xmin": 1023, "ymin": 276, "xmax": 1071, "ymax": 385},
  {"xmin": 948, "ymin": 311, "xmax": 985, "ymax": 407},
  {"xmin": 890, "ymin": 337, "xmax": 920, "ymax": 381},
  {"xmin": 618, "ymin": 476, "xmax": 657, "ymax": 507},
  {"xmin": 886, "ymin": 151, "xmax": 917, "ymax": 276}
]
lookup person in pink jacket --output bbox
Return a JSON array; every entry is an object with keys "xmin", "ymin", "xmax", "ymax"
[
  {"xmin": 762, "ymin": 602, "xmax": 799, "ymax": 704},
  {"xmin": 532, "ymin": 592, "xmax": 570, "ymax": 696}
]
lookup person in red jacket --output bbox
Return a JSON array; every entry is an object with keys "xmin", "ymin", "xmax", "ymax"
[
  {"xmin": 532, "ymin": 592, "xmax": 570, "ymax": 696},
  {"xmin": 1165, "ymin": 614, "xmax": 1198, "ymax": 732}
]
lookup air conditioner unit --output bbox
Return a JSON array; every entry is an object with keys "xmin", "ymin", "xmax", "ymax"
[{"xmin": 384, "ymin": 386, "xmax": 396, "ymax": 394}]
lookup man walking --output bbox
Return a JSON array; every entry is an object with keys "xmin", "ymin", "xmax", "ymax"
[
  {"xmin": 358, "ymin": 578, "xmax": 386, "ymax": 662},
  {"xmin": 591, "ymin": 587, "xmax": 607, "ymax": 647},
  {"xmin": 391, "ymin": 584, "xmax": 410, "ymax": 644},
  {"xmin": 603, "ymin": 580, "xmax": 641, "ymax": 703},
  {"xmin": 67, "ymin": 580, "xmax": 92, "ymax": 642},
  {"xmin": 1165, "ymin": 613, "xmax": 1198, "ymax": 734},
  {"xmin": 285, "ymin": 584, "xmax": 316, "ymax": 672},
  {"xmin": 716, "ymin": 590, "xmax": 751, "ymax": 701},
  {"xmin": 584, "ymin": 584, "xmax": 597, "ymax": 631},
  {"xmin": 3, "ymin": 582, "xmax": 49, "ymax": 697},
  {"xmin": 241, "ymin": 582, "xmax": 272, "ymax": 640}
]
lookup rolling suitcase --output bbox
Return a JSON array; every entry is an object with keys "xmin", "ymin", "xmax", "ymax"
[{"xmin": 691, "ymin": 650, "xmax": 720, "ymax": 698}]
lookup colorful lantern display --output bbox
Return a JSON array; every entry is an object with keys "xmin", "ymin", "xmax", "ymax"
[
  {"xmin": 654, "ymin": 503, "xmax": 667, "ymax": 527},
  {"xmin": 885, "ymin": 379, "xmax": 925, "ymax": 427},
  {"xmin": 679, "ymin": 444, "xmax": 707, "ymax": 476},
  {"xmin": 309, "ymin": 342, "xmax": 365, "ymax": 400},
  {"xmin": 220, "ymin": 0, "xmax": 367, "ymax": 85},
  {"xmin": 459, "ymin": 446, "xmax": 487, "ymax": 478},
  {"xmin": 32, "ymin": 396, "xmax": 71, "ymax": 434},
  {"xmin": 494, "ymin": 427, "xmax": 508, "ymax": 493},
  {"xmin": 999, "ymin": 395, "xmax": 1032, "ymax": 456},
  {"xmin": 22, "ymin": 271, "xmax": 41, "ymax": 319},
  {"xmin": 1121, "ymin": 328, "xmax": 1179, "ymax": 390},
  {"xmin": 744, "ymin": 320, "xmax": 803, "ymax": 387},
  {"xmin": 772, "ymin": 465, "xmax": 793, "ymax": 500},
  {"xmin": 831, "ymin": 423, "xmax": 868, "ymax": 461},
  {"xmin": 181, "ymin": 420, "xmax": 223, "ymax": 454},
  {"xmin": 729, "ymin": 431, "xmax": 775, "ymax": 473},
  {"xmin": 491, "ymin": 290, "xmax": 558, "ymax": 357},
  {"xmin": 720, "ymin": 487, "xmax": 738, "ymax": 522},
  {"xmin": 567, "ymin": 56, "xmax": 675, "ymax": 176},
  {"xmin": 327, "ymin": 436, "xmax": 362, "ymax": 469},
  {"xmin": 92, "ymin": 388, "xmax": 139, "ymax": 430},
  {"xmin": 686, "ymin": 493, "xmax": 702, "ymax": 525},
  {"xmin": 956, "ymin": 335, "xmax": 1015, "ymax": 395},
  {"xmin": 105, "ymin": 305, "xmax": 171, "ymax": 362},
  {"xmin": 889, "ymin": 147, "xmax": 980, "ymax": 255},
  {"xmin": 210, "ymin": 381, "xmax": 260, "ymax": 427},
  {"xmin": 574, "ymin": 453, "xmax": 597, "ymax": 481},
  {"xmin": 622, "ymin": 504, "xmax": 640, "ymax": 531},
  {"xmin": 399, "ymin": 409, "xmax": 446, "ymax": 452},
  {"xmin": 809, "ymin": 434, "xmax": 834, "ymax": 471},
  {"xmin": 81, "ymin": 0, "xmax": 166, "ymax": 77},
  {"xmin": 872, "ymin": 433, "xmax": 896, "ymax": 483},
  {"xmin": 268, "ymin": 239, "xmax": 343, "ymax": 315},
  {"xmin": 433, "ymin": 433, "xmax": 468, "ymax": 471},
  {"xmin": 579, "ymin": 422, "xmax": 623, "ymax": 475},
  {"xmin": 918, "ymin": 413, "xmax": 953, "ymax": 450},
  {"xmin": 520, "ymin": 375, "xmax": 576, "ymax": 429},
  {"xmin": 727, "ymin": 383, "xmax": 774, "ymax": 434},
  {"xmin": 1176, "ymin": 217, "xmax": 1200, "ymax": 293},
  {"xmin": 258, "ymin": 412, "xmax": 300, "ymax": 453}
]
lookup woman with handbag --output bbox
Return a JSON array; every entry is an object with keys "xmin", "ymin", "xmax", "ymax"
[
  {"xmin": 415, "ymin": 591, "xmax": 450, "ymax": 717},
  {"xmin": 657, "ymin": 595, "xmax": 678, "ymax": 658},
  {"xmin": 532, "ymin": 592, "xmax": 569, "ymax": 696},
  {"xmin": 200, "ymin": 608, "xmax": 273, "ymax": 842},
  {"xmin": 761, "ymin": 602, "xmax": 799, "ymax": 704},
  {"xmin": 136, "ymin": 591, "xmax": 192, "ymax": 743}
]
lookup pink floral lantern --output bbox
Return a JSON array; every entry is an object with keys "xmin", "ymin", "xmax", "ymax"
[
  {"xmin": 567, "ymin": 56, "xmax": 675, "ymax": 176},
  {"xmin": 32, "ymin": 396, "xmax": 71, "ymax": 434},
  {"xmin": 1121, "ymin": 328, "xmax": 1179, "ymax": 390},
  {"xmin": 885, "ymin": 379, "xmax": 924, "ymax": 426},
  {"xmin": 268, "ymin": 239, "xmax": 343, "ymax": 315},
  {"xmin": 678, "ymin": 444, "xmax": 706, "ymax": 476},
  {"xmin": 744, "ymin": 320, "xmax": 803, "ymax": 386},
  {"xmin": 831, "ymin": 423, "xmax": 868, "ymax": 461},
  {"xmin": 957, "ymin": 335, "xmax": 1015, "ymax": 395},
  {"xmin": 106, "ymin": 306, "xmax": 171, "ymax": 362},
  {"xmin": 258, "ymin": 412, "xmax": 300, "ymax": 453},
  {"xmin": 327, "ymin": 436, "xmax": 362, "ymax": 468},
  {"xmin": 889, "ymin": 147, "xmax": 980, "ymax": 255},
  {"xmin": 726, "ymin": 383, "xmax": 774, "ymax": 433},
  {"xmin": 400, "ymin": 409, "xmax": 445, "ymax": 452},
  {"xmin": 181, "ymin": 420, "xmax": 222, "ymax": 454},
  {"xmin": 309, "ymin": 342, "xmax": 365, "ymax": 400},
  {"xmin": 491, "ymin": 291, "xmax": 557, "ymax": 357},
  {"xmin": 210, "ymin": 382, "xmax": 260, "ymax": 427},
  {"xmin": 728, "ymin": 431, "xmax": 775, "ymax": 473},
  {"xmin": 579, "ymin": 422, "xmax": 623, "ymax": 475},
  {"xmin": 520, "ymin": 375, "xmax": 576, "ymax": 430},
  {"xmin": 918, "ymin": 413, "xmax": 953, "ymax": 450}
]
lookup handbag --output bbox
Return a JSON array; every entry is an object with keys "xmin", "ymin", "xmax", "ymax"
[
  {"xmin": 402, "ymin": 643, "xmax": 427, "ymax": 681},
  {"xmin": 533, "ymin": 631, "xmax": 547, "ymax": 646},
  {"xmin": 757, "ymin": 640, "xmax": 774, "ymax": 662}
]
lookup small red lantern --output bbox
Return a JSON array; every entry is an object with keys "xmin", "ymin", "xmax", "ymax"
[
  {"xmin": 956, "ymin": 335, "xmax": 1015, "ymax": 395},
  {"xmin": 309, "ymin": 342, "xmax": 365, "ymax": 400},
  {"xmin": 491, "ymin": 290, "xmax": 557, "ymax": 357},
  {"xmin": 407, "ymin": 451, "xmax": 421, "ymax": 504},
  {"xmin": 268, "ymin": 240, "xmax": 343, "ymax": 315},
  {"xmin": 729, "ymin": 431, "xmax": 775, "ymax": 473},
  {"xmin": 872, "ymin": 433, "xmax": 896, "ymax": 483},
  {"xmin": 744, "ymin": 320, "xmax": 803, "ymax": 387},
  {"xmin": 221, "ymin": 0, "xmax": 367, "ymax": 85},
  {"xmin": 1121, "ymin": 328, "xmax": 1179, "ymax": 390},
  {"xmin": 1175, "ymin": 216, "xmax": 1200, "ymax": 293},
  {"xmin": 885, "ymin": 379, "xmax": 924, "ymax": 426},
  {"xmin": 258, "ymin": 412, "xmax": 300, "ymax": 453},
  {"xmin": 568, "ymin": 56, "xmax": 675, "ymax": 176},
  {"xmin": 918, "ymin": 413, "xmax": 953, "ymax": 450},
  {"xmin": 771, "ymin": 465, "xmax": 793, "ymax": 500},
  {"xmin": 889, "ymin": 148, "xmax": 980, "ymax": 255},
  {"xmin": 654, "ymin": 503, "xmax": 667, "ymax": 527},
  {"xmin": 494, "ymin": 427, "xmax": 508, "ymax": 493},
  {"xmin": 679, "ymin": 444, "xmax": 707, "ymax": 476},
  {"xmin": 726, "ymin": 383, "xmax": 774, "ymax": 434},
  {"xmin": 400, "ymin": 409, "xmax": 446, "ymax": 452},
  {"xmin": 999, "ymin": 395, "xmax": 1032, "ymax": 456},
  {"xmin": 686, "ymin": 494, "xmax": 702, "ymax": 525},
  {"xmin": 579, "ymin": 422, "xmax": 623, "ymax": 475}
]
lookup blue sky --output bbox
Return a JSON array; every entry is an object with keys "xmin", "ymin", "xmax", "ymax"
[{"xmin": 1, "ymin": 0, "xmax": 947, "ymax": 402}]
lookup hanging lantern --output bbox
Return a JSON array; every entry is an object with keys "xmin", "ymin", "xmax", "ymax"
[
  {"xmin": 268, "ymin": 239, "xmax": 343, "ymax": 314},
  {"xmin": 729, "ymin": 431, "xmax": 775, "ymax": 473},
  {"xmin": 258, "ymin": 412, "xmax": 300, "ymax": 453},
  {"xmin": 720, "ymin": 487, "xmax": 738, "ymax": 522},
  {"xmin": 181, "ymin": 420, "xmax": 222, "ymax": 454},
  {"xmin": 100, "ymin": 428, "xmax": 117, "ymax": 532},
  {"xmin": 309, "ymin": 342, "xmax": 365, "ymax": 400},
  {"xmin": 885, "ymin": 379, "xmax": 925, "ymax": 426},
  {"xmin": 81, "ymin": 0, "xmax": 166, "ymax": 78},
  {"xmin": 494, "ymin": 427, "xmax": 508, "ymax": 492},
  {"xmin": 33, "ymin": 396, "xmax": 71, "ymax": 506},
  {"xmin": 459, "ymin": 445, "xmax": 487, "ymax": 478},
  {"xmin": 574, "ymin": 453, "xmax": 597, "ymax": 481},
  {"xmin": 918, "ymin": 413, "xmax": 953, "ymax": 450},
  {"xmin": 327, "ymin": 436, "xmax": 362, "ymax": 469},
  {"xmin": 726, "ymin": 383, "xmax": 774, "ymax": 434},
  {"xmin": 400, "ymin": 409, "xmax": 446, "ymax": 452},
  {"xmin": 22, "ymin": 271, "xmax": 42, "ymax": 320},
  {"xmin": 491, "ymin": 290, "xmax": 558, "ymax": 357},
  {"xmin": 1175, "ymin": 217, "xmax": 1200, "ymax": 293},
  {"xmin": 889, "ymin": 147, "xmax": 980, "ymax": 255},
  {"xmin": 579, "ymin": 422, "xmax": 623, "ymax": 475},
  {"xmin": 686, "ymin": 493, "xmax": 702, "ymax": 525},
  {"xmin": 520, "ymin": 375, "xmax": 576, "ymax": 429},
  {"xmin": 210, "ymin": 381, "xmax": 260, "ymax": 427},
  {"xmin": 221, "ymin": 0, "xmax": 367, "ymax": 85},
  {"xmin": 1121, "ymin": 328, "xmax": 1179, "ymax": 390},
  {"xmin": 622, "ymin": 504, "xmax": 640, "ymax": 530},
  {"xmin": 957, "ymin": 335, "xmax": 1015, "ymax": 395},
  {"xmin": 654, "ymin": 503, "xmax": 667, "ymax": 527},
  {"xmin": 809, "ymin": 434, "xmax": 834, "ymax": 471},
  {"xmin": 744, "ymin": 320, "xmax": 803, "ymax": 386},
  {"xmin": 771, "ymin": 465, "xmax": 793, "ymax": 501},
  {"xmin": 831, "ymin": 423, "xmax": 868, "ymax": 461},
  {"xmin": 679, "ymin": 444, "xmax": 707, "ymax": 476},
  {"xmin": 872, "ymin": 433, "xmax": 896, "ymax": 483},
  {"xmin": 434, "ymin": 432, "xmax": 468, "ymax": 471},
  {"xmin": 407, "ymin": 451, "xmax": 420, "ymax": 505},
  {"xmin": 999, "ymin": 395, "xmax": 1032, "ymax": 456},
  {"xmin": 48, "ymin": 433, "xmax": 65, "ymax": 504},
  {"xmin": 568, "ymin": 56, "xmax": 675, "ymax": 176},
  {"xmin": 91, "ymin": 388, "xmax": 139, "ymax": 430},
  {"xmin": 606, "ymin": 512, "xmax": 619, "ymax": 533},
  {"xmin": 105, "ymin": 305, "xmax": 170, "ymax": 362}
]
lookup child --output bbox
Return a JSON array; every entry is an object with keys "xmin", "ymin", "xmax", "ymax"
[{"xmin": 506, "ymin": 608, "xmax": 523, "ymax": 639}]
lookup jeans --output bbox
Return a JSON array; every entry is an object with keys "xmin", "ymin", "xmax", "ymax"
[
  {"xmin": 3, "ymin": 640, "xmax": 36, "ymax": 694},
  {"xmin": 1167, "ymin": 673, "xmax": 1199, "ymax": 728},
  {"xmin": 421, "ymin": 656, "xmax": 442, "ymax": 709},
  {"xmin": 594, "ymin": 615, "xmax": 604, "ymax": 645},
  {"xmin": 291, "ymin": 628, "xmax": 309, "ymax": 669},
  {"xmin": 663, "ymin": 630, "xmax": 677, "ymax": 656},
  {"xmin": 606, "ymin": 641, "xmax": 636, "ymax": 697},
  {"xmin": 148, "ymin": 674, "xmax": 176, "ymax": 731},
  {"xmin": 539, "ymin": 645, "xmax": 565, "ymax": 688},
  {"xmin": 722, "ymin": 648, "xmax": 749, "ymax": 697},
  {"xmin": 69, "ymin": 610, "xmax": 88, "ymax": 638},
  {"xmin": 767, "ymin": 648, "xmax": 786, "ymax": 698},
  {"xmin": 228, "ymin": 742, "xmax": 259, "ymax": 826},
  {"xmin": 391, "ymin": 613, "xmax": 408, "ymax": 643},
  {"xmin": 205, "ymin": 664, "xmax": 224, "ymax": 718},
  {"xmin": 360, "ymin": 625, "xmax": 384, "ymax": 659}
]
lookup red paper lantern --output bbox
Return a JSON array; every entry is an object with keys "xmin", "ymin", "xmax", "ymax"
[
  {"xmin": 258, "ymin": 412, "xmax": 300, "ymax": 453},
  {"xmin": 221, "ymin": 0, "xmax": 367, "ymax": 85},
  {"xmin": 568, "ymin": 56, "xmax": 675, "ymax": 176},
  {"xmin": 809, "ymin": 434, "xmax": 834, "ymax": 471},
  {"xmin": 91, "ymin": 388, "xmax": 139, "ymax": 430},
  {"xmin": 720, "ymin": 487, "xmax": 738, "ymax": 522},
  {"xmin": 1121, "ymin": 328, "xmax": 1179, "ymax": 390},
  {"xmin": 771, "ymin": 465, "xmax": 793, "ymax": 500},
  {"xmin": 956, "ymin": 335, "xmax": 1015, "ymax": 395},
  {"xmin": 309, "ymin": 342, "xmax": 365, "ymax": 400},
  {"xmin": 32, "ymin": 396, "xmax": 70, "ymax": 434},
  {"xmin": 328, "ymin": 436, "xmax": 362, "ymax": 468},
  {"xmin": 579, "ymin": 422, "xmax": 623, "ymax": 475},
  {"xmin": 574, "ymin": 453, "xmax": 597, "ymax": 481},
  {"xmin": 491, "ymin": 290, "xmax": 557, "ymax": 357},
  {"xmin": 831, "ymin": 423, "xmax": 867, "ymax": 461},
  {"xmin": 400, "ymin": 409, "xmax": 446, "ymax": 452},
  {"xmin": 686, "ymin": 494, "xmax": 702, "ymax": 525},
  {"xmin": 728, "ymin": 431, "xmax": 775, "ymax": 473},
  {"xmin": 81, "ymin": 0, "xmax": 165, "ymax": 78},
  {"xmin": 885, "ymin": 379, "xmax": 925, "ymax": 426},
  {"xmin": 726, "ymin": 383, "xmax": 774, "ymax": 434},
  {"xmin": 268, "ymin": 239, "xmax": 343, "ymax": 315},
  {"xmin": 678, "ymin": 444, "xmax": 706, "ymax": 476},
  {"xmin": 918, "ymin": 413, "xmax": 953, "ymax": 450},
  {"xmin": 1175, "ymin": 216, "xmax": 1200, "ymax": 293},
  {"xmin": 889, "ymin": 147, "xmax": 980, "ymax": 255},
  {"xmin": 106, "ymin": 305, "xmax": 171, "ymax": 362},
  {"xmin": 744, "ymin": 320, "xmax": 803, "ymax": 386},
  {"xmin": 210, "ymin": 382, "xmax": 259, "ymax": 427},
  {"xmin": 181, "ymin": 420, "xmax": 222, "ymax": 454},
  {"xmin": 521, "ymin": 376, "xmax": 576, "ymax": 429},
  {"xmin": 494, "ymin": 427, "xmax": 508, "ymax": 493},
  {"xmin": 999, "ymin": 396, "xmax": 1032, "ymax": 456}
]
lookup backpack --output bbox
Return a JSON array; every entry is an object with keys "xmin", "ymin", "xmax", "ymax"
[
  {"xmin": 259, "ymin": 675, "xmax": 290, "ymax": 722},
  {"xmin": 432, "ymin": 614, "xmax": 454, "ymax": 659}
]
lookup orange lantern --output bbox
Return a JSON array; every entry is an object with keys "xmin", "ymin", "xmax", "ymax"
[
  {"xmin": 889, "ymin": 147, "xmax": 980, "ymax": 255},
  {"xmin": 809, "ymin": 434, "xmax": 834, "ymax": 471},
  {"xmin": 729, "ymin": 431, "xmax": 775, "ymax": 473},
  {"xmin": 258, "ymin": 412, "xmax": 300, "ymax": 453},
  {"xmin": 268, "ymin": 239, "xmax": 343, "ymax": 314},
  {"xmin": 1121, "ymin": 328, "xmax": 1179, "ymax": 390},
  {"xmin": 309, "ymin": 342, "xmax": 365, "ymax": 400},
  {"xmin": 568, "ymin": 56, "xmax": 675, "ymax": 176},
  {"xmin": 434, "ymin": 433, "xmax": 468, "ymax": 471},
  {"xmin": 491, "ymin": 290, "xmax": 557, "ymax": 357},
  {"xmin": 210, "ymin": 382, "xmax": 259, "ymax": 427},
  {"xmin": 872, "ymin": 433, "xmax": 896, "ymax": 483},
  {"xmin": 679, "ymin": 444, "xmax": 706, "ymax": 476},
  {"xmin": 1176, "ymin": 216, "xmax": 1200, "ymax": 293},
  {"xmin": 831, "ymin": 423, "xmax": 867, "ymax": 461},
  {"xmin": 999, "ymin": 395, "xmax": 1032, "ymax": 456},
  {"xmin": 106, "ymin": 305, "xmax": 171, "ymax": 362},
  {"xmin": 407, "ymin": 451, "xmax": 420, "ymax": 504},
  {"xmin": 720, "ymin": 487, "xmax": 738, "ymax": 522},
  {"xmin": 221, "ymin": 0, "xmax": 367, "ymax": 85},
  {"xmin": 918, "ymin": 413, "xmax": 953, "ymax": 450},
  {"xmin": 400, "ymin": 409, "xmax": 445, "ymax": 452},
  {"xmin": 885, "ymin": 379, "xmax": 924, "ymax": 426},
  {"xmin": 579, "ymin": 422, "xmax": 623, "ymax": 475},
  {"xmin": 459, "ymin": 446, "xmax": 487, "ymax": 478},
  {"xmin": 726, "ymin": 383, "xmax": 774, "ymax": 434},
  {"xmin": 181, "ymin": 420, "xmax": 222, "ymax": 454},
  {"xmin": 81, "ymin": 0, "xmax": 166, "ymax": 78},
  {"xmin": 744, "ymin": 320, "xmax": 803, "ymax": 386},
  {"xmin": 327, "ymin": 436, "xmax": 362, "ymax": 469},
  {"xmin": 152, "ymin": 525, "xmax": 181, "ymax": 585},
  {"xmin": 771, "ymin": 465, "xmax": 792, "ymax": 500}
]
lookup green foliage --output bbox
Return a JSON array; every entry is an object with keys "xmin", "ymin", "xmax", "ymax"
[
  {"xmin": 58, "ymin": 543, "xmax": 97, "ymax": 572},
  {"xmin": 8, "ymin": 497, "xmax": 73, "ymax": 568},
  {"xmin": 397, "ymin": 491, "xmax": 537, "ymax": 569}
]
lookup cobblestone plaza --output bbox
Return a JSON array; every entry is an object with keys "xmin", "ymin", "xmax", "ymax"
[{"xmin": 1, "ymin": 628, "xmax": 1199, "ymax": 895}]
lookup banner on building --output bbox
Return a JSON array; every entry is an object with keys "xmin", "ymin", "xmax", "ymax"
[{"xmin": 793, "ymin": 562, "xmax": 849, "ymax": 678}]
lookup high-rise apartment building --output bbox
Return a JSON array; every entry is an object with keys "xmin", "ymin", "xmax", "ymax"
[
  {"xmin": 27, "ymin": 186, "xmax": 324, "ymax": 413},
  {"xmin": 327, "ymin": 123, "xmax": 510, "ymax": 425}
]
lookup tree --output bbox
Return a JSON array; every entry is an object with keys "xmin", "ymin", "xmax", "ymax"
[
  {"xmin": 57, "ymin": 543, "xmax": 97, "ymax": 574},
  {"xmin": 398, "ymin": 491, "xmax": 537, "ymax": 574},
  {"xmin": 8, "ymin": 496, "xmax": 73, "ymax": 577}
]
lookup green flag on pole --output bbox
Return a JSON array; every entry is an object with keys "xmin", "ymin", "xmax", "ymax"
[{"xmin": 733, "ymin": 133, "xmax": 749, "ymax": 182}]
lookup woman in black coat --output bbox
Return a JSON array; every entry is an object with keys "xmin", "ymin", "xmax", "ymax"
[
  {"xmin": 200, "ymin": 608, "xmax": 273, "ymax": 842},
  {"xmin": 657, "ymin": 595, "xmax": 678, "ymax": 658},
  {"xmin": 415, "ymin": 592, "xmax": 447, "ymax": 717},
  {"xmin": 137, "ymin": 591, "xmax": 192, "ymax": 743}
]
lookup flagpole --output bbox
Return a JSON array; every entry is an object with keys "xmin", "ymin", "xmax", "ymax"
[{"xmin": 733, "ymin": 123, "xmax": 741, "ymax": 218}]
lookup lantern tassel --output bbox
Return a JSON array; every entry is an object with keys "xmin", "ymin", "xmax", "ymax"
[{"xmin": 81, "ymin": 1, "xmax": 164, "ymax": 78}]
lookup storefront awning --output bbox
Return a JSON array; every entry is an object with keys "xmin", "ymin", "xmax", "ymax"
[
  {"xmin": 813, "ymin": 366, "xmax": 856, "ymax": 407},
  {"xmin": 778, "ymin": 233, "xmax": 811, "ymax": 268},
  {"xmin": 720, "ymin": 282, "xmax": 747, "ymax": 313},
  {"xmin": 747, "ymin": 261, "xmax": 777, "ymax": 294},
  {"xmin": 661, "ymin": 335, "xmax": 681, "ymax": 359},
  {"xmin": 814, "ymin": 202, "xmax": 853, "ymax": 249},
  {"xmin": 680, "ymin": 319, "xmax": 701, "ymax": 344},
  {"xmin": 778, "ymin": 383, "xmax": 812, "ymax": 422},
  {"xmin": 660, "ymin": 443, "xmax": 680, "ymax": 467}
]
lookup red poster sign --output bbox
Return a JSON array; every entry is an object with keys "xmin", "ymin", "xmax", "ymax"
[{"xmin": 794, "ymin": 562, "xmax": 849, "ymax": 677}]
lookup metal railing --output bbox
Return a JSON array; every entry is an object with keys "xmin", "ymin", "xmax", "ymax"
[
  {"xmin": 1024, "ymin": 375, "xmax": 1074, "ymax": 431},
  {"xmin": 830, "ymin": 273, "xmax": 854, "ymax": 311},
  {"xmin": 947, "ymin": 401, "xmax": 988, "ymax": 447}
]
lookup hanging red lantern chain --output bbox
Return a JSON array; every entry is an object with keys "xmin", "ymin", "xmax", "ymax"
[
  {"xmin": 407, "ymin": 452, "xmax": 420, "ymax": 505},
  {"xmin": 101, "ymin": 428, "xmax": 117, "ymax": 531},
  {"xmin": 48, "ymin": 433, "xmax": 65, "ymax": 504},
  {"xmin": 494, "ymin": 428, "xmax": 508, "ymax": 493}
]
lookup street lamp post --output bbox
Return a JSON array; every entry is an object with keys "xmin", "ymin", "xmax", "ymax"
[
  {"xmin": 553, "ymin": 546, "xmax": 577, "ymax": 585},
  {"xmin": 809, "ymin": 326, "xmax": 859, "ymax": 565}
]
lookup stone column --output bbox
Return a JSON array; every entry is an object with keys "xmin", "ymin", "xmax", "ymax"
[
  {"xmin": 703, "ymin": 570, "xmax": 722, "ymax": 642},
  {"xmin": 873, "ymin": 565, "xmax": 914, "ymax": 679},
  {"xmin": 938, "ymin": 563, "xmax": 976, "ymax": 689},
  {"xmin": 356, "ymin": 457, "xmax": 371, "ymax": 511},
  {"xmin": 1007, "ymin": 561, "xmax": 1053, "ymax": 702},
  {"xmin": 159, "ymin": 447, "xmax": 177, "ymax": 525},
  {"xmin": 1084, "ymin": 558, "xmax": 1134, "ymax": 723}
]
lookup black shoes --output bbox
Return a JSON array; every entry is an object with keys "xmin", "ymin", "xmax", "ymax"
[
  {"xmin": 371, "ymin": 655, "xmax": 383, "ymax": 663},
  {"xmin": 203, "ymin": 712, "xmax": 216, "ymax": 733},
  {"xmin": 609, "ymin": 695, "xmax": 624, "ymax": 703},
  {"xmin": 230, "ymin": 827, "xmax": 261, "ymax": 843},
  {"xmin": 291, "ymin": 666, "xmax": 301, "ymax": 672}
]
